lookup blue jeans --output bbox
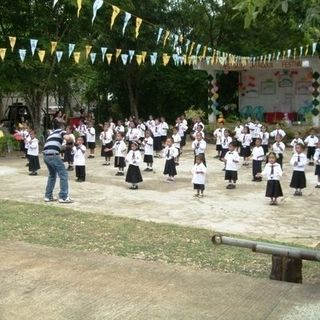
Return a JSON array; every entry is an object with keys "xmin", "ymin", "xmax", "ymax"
[{"xmin": 44, "ymin": 154, "xmax": 69, "ymax": 200}]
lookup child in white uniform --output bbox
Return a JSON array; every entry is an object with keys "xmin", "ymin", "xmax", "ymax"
[
  {"xmin": 271, "ymin": 135, "xmax": 285, "ymax": 168},
  {"xmin": 172, "ymin": 127, "xmax": 182, "ymax": 165},
  {"xmin": 213, "ymin": 123, "xmax": 225, "ymax": 158},
  {"xmin": 163, "ymin": 138, "xmax": 179, "ymax": 182},
  {"xmin": 314, "ymin": 141, "xmax": 320, "ymax": 188},
  {"xmin": 125, "ymin": 141, "xmax": 143, "ymax": 190},
  {"xmin": 143, "ymin": 130, "xmax": 154, "ymax": 171},
  {"xmin": 100, "ymin": 123, "xmax": 114, "ymax": 165},
  {"xmin": 192, "ymin": 132, "xmax": 207, "ymax": 166},
  {"xmin": 191, "ymin": 155, "xmax": 207, "ymax": 197},
  {"xmin": 304, "ymin": 129, "xmax": 319, "ymax": 165},
  {"xmin": 27, "ymin": 130, "xmax": 40, "ymax": 176},
  {"xmin": 251, "ymin": 138, "xmax": 265, "ymax": 182},
  {"xmin": 86, "ymin": 122, "xmax": 96, "ymax": 158},
  {"xmin": 73, "ymin": 137, "xmax": 86, "ymax": 182},
  {"xmin": 224, "ymin": 142, "xmax": 240, "ymax": 189}
]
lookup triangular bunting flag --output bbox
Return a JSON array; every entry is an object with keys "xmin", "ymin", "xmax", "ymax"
[
  {"xmin": 122, "ymin": 12, "xmax": 132, "ymax": 35},
  {"xmin": 136, "ymin": 54, "xmax": 142, "ymax": 66},
  {"xmin": 305, "ymin": 45, "xmax": 309, "ymax": 56},
  {"xmin": 312, "ymin": 42, "xmax": 317, "ymax": 55},
  {"xmin": 92, "ymin": 0, "xmax": 104, "ymax": 24},
  {"xmin": 163, "ymin": 53, "xmax": 170, "ymax": 66},
  {"xmin": 135, "ymin": 17, "xmax": 143, "ymax": 38},
  {"xmin": 101, "ymin": 47, "xmax": 107, "ymax": 61},
  {"xmin": 185, "ymin": 39, "xmax": 190, "ymax": 53},
  {"xmin": 189, "ymin": 42, "xmax": 195, "ymax": 56},
  {"xmin": 141, "ymin": 51, "xmax": 147, "ymax": 63},
  {"xmin": 90, "ymin": 53, "xmax": 96, "ymax": 64},
  {"xmin": 85, "ymin": 45, "xmax": 92, "ymax": 59},
  {"xmin": 30, "ymin": 39, "xmax": 38, "ymax": 56},
  {"xmin": 129, "ymin": 50, "xmax": 135, "ymax": 63},
  {"xmin": 150, "ymin": 52, "xmax": 158, "ymax": 65},
  {"xmin": 156, "ymin": 28, "xmax": 163, "ymax": 45},
  {"xmin": 121, "ymin": 54, "xmax": 129, "ymax": 65},
  {"xmin": 56, "ymin": 51, "xmax": 63, "ymax": 63},
  {"xmin": 115, "ymin": 49, "xmax": 122, "ymax": 61},
  {"xmin": 9, "ymin": 36, "xmax": 16, "ymax": 52},
  {"xmin": 0, "ymin": 48, "xmax": 6, "ymax": 61},
  {"xmin": 53, "ymin": 0, "xmax": 58, "ymax": 7},
  {"xmin": 106, "ymin": 53, "xmax": 112, "ymax": 65},
  {"xmin": 163, "ymin": 30, "xmax": 170, "ymax": 47},
  {"xmin": 195, "ymin": 44, "xmax": 201, "ymax": 56},
  {"xmin": 38, "ymin": 50, "xmax": 46, "ymax": 63},
  {"xmin": 73, "ymin": 52, "xmax": 81, "ymax": 64},
  {"xmin": 110, "ymin": 5, "xmax": 120, "ymax": 29},
  {"xmin": 51, "ymin": 41, "xmax": 57, "ymax": 55},
  {"xmin": 173, "ymin": 34, "xmax": 179, "ymax": 48},
  {"xmin": 19, "ymin": 49, "xmax": 26, "ymax": 62},
  {"xmin": 77, "ymin": 0, "xmax": 82, "ymax": 18},
  {"xmin": 68, "ymin": 43, "xmax": 75, "ymax": 58}
]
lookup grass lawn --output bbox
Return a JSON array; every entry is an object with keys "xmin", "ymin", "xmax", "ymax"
[{"xmin": 0, "ymin": 200, "xmax": 319, "ymax": 284}]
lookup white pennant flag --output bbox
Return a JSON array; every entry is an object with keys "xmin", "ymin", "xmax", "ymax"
[
  {"xmin": 122, "ymin": 12, "xmax": 132, "ymax": 35},
  {"xmin": 121, "ymin": 54, "xmax": 129, "ymax": 65},
  {"xmin": 19, "ymin": 49, "xmax": 27, "ymax": 62},
  {"xmin": 30, "ymin": 39, "xmax": 38, "ymax": 56},
  {"xmin": 172, "ymin": 54, "xmax": 179, "ymax": 66},
  {"xmin": 156, "ymin": 28, "xmax": 163, "ymax": 45},
  {"xmin": 53, "ymin": 0, "xmax": 58, "ymax": 7},
  {"xmin": 101, "ymin": 47, "xmax": 107, "ymax": 61},
  {"xmin": 185, "ymin": 39, "xmax": 190, "ymax": 53},
  {"xmin": 129, "ymin": 50, "xmax": 135, "ymax": 63},
  {"xmin": 92, "ymin": 0, "xmax": 104, "ymax": 24},
  {"xmin": 206, "ymin": 56, "xmax": 211, "ymax": 65},
  {"xmin": 68, "ymin": 43, "xmax": 75, "ymax": 58},
  {"xmin": 276, "ymin": 51, "xmax": 281, "ymax": 60},
  {"xmin": 312, "ymin": 42, "xmax": 317, "ymax": 55},
  {"xmin": 299, "ymin": 46, "xmax": 303, "ymax": 56},
  {"xmin": 90, "ymin": 53, "xmax": 97, "ymax": 64},
  {"xmin": 56, "ymin": 51, "xmax": 63, "ymax": 63},
  {"xmin": 287, "ymin": 49, "xmax": 291, "ymax": 58},
  {"xmin": 195, "ymin": 44, "xmax": 201, "ymax": 56},
  {"xmin": 173, "ymin": 34, "xmax": 179, "ymax": 48},
  {"xmin": 150, "ymin": 52, "xmax": 158, "ymax": 65}
]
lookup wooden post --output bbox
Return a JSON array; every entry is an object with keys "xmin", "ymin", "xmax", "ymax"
[{"xmin": 270, "ymin": 255, "xmax": 303, "ymax": 283}]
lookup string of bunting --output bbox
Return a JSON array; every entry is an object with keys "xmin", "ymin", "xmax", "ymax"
[{"xmin": 0, "ymin": 36, "xmax": 319, "ymax": 69}]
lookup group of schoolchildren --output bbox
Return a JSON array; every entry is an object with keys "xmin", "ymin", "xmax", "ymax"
[
  {"xmin": 16, "ymin": 116, "xmax": 320, "ymax": 204},
  {"xmin": 214, "ymin": 119, "xmax": 320, "ymax": 205}
]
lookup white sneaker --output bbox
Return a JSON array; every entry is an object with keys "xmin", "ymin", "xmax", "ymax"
[
  {"xmin": 58, "ymin": 197, "xmax": 74, "ymax": 203},
  {"xmin": 44, "ymin": 196, "xmax": 58, "ymax": 202}
]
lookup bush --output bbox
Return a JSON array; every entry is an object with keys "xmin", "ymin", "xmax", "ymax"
[{"xmin": 0, "ymin": 134, "xmax": 20, "ymax": 155}]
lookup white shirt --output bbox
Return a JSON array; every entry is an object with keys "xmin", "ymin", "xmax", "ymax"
[
  {"xmin": 234, "ymin": 125, "xmax": 244, "ymax": 139},
  {"xmin": 161, "ymin": 122, "xmax": 169, "ymax": 136},
  {"xmin": 314, "ymin": 148, "xmax": 320, "ymax": 164},
  {"xmin": 146, "ymin": 120, "xmax": 155, "ymax": 129},
  {"xmin": 259, "ymin": 132, "xmax": 269, "ymax": 145},
  {"xmin": 126, "ymin": 128, "xmax": 140, "ymax": 142},
  {"xmin": 177, "ymin": 123, "xmax": 188, "ymax": 137},
  {"xmin": 252, "ymin": 124, "xmax": 262, "ymax": 138},
  {"xmin": 193, "ymin": 122, "xmax": 204, "ymax": 132},
  {"xmin": 27, "ymin": 138, "xmax": 39, "ymax": 156},
  {"xmin": 192, "ymin": 131, "xmax": 205, "ymax": 139},
  {"xmin": 290, "ymin": 153, "xmax": 307, "ymax": 172},
  {"xmin": 238, "ymin": 133, "xmax": 252, "ymax": 147},
  {"xmin": 270, "ymin": 129, "xmax": 286, "ymax": 138},
  {"xmin": 73, "ymin": 145, "xmax": 86, "ymax": 166},
  {"xmin": 224, "ymin": 151, "xmax": 240, "ymax": 171},
  {"xmin": 304, "ymin": 135, "xmax": 319, "ymax": 147},
  {"xmin": 192, "ymin": 139, "xmax": 207, "ymax": 155},
  {"xmin": 221, "ymin": 136, "xmax": 232, "ymax": 149},
  {"xmin": 252, "ymin": 146, "xmax": 265, "ymax": 160},
  {"xmin": 163, "ymin": 145, "xmax": 179, "ymax": 160},
  {"xmin": 172, "ymin": 133, "xmax": 181, "ymax": 149},
  {"xmin": 77, "ymin": 124, "xmax": 87, "ymax": 136},
  {"xmin": 272, "ymin": 142, "xmax": 285, "ymax": 154},
  {"xmin": 261, "ymin": 163, "xmax": 282, "ymax": 180},
  {"xmin": 115, "ymin": 125, "xmax": 125, "ymax": 133},
  {"xmin": 143, "ymin": 137, "xmax": 154, "ymax": 156},
  {"xmin": 137, "ymin": 123, "xmax": 146, "ymax": 138},
  {"xmin": 113, "ymin": 140, "xmax": 127, "ymax": 157},
  {"xmin": 191, "ymin": 163, "xmax": 206, "ymax": 185},
  {"xmin": 290, "ymin": 138, "xmax": 304, "ymax": 149},
  {"xmin": 126, "ymin": 150, "xmax": 142, "ymax": 166},
  {"xmin": 86, "ymin": 127, "xmax": 96, "ymax": 143},
  {"xmin": 152, "ymin": 124, "xmax": 162, "ymax": 137},
  {"xmin": 100, "ymin": 129, "xmax": 113, "ymax": 145},
  {"xmin": 213, "ymin": 128, "xmax": 225, "ymax": 145}
]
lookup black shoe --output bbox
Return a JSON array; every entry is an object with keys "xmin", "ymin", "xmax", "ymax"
[
  {"xmin": 115, "ymin": 172, "xmax": 122, "ymax": 176},
  {"xmin": 67, "ymin": 166, "xmax": 74, "ymax": 171},
  {"xmin": 315, "ymin": 185, "xmax": 320, "ymax": 188},
  {"xmin": 29, "ymin": 172, "xmax": 38, "ymax": 176},
  {"xmin": 226, "ymin": 184, "xmax": 232, "ymax": 189},
  {"xmin": 144, "ymin": 168, "xmax": 149, "ymax": 171},
  {"xmin": 102, "ymin": 163, "xmax": 107, "ymax": 166}
]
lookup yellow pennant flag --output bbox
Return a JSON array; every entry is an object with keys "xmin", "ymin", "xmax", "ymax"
[
  {"xmin": 189, "ymin": 42, "xmax": 195, "ymax": 56},
  {"xmin": 179, "ymin": 34, "xmax": 184, "ymax": 43},
  {"xmin": 9, "ymin": 36, "xmax": 16, "ymax": 52},
  {"xmin": 106, "ymin": 53, "xmax": 113, "ymax": 65},
  {"xmin": 202, "ymin": 46, "xmax": 207, "ymax": 59},
  {"xmin": 115, "ymin": 49, "xmax": 122, "ymax": 61},
  {"xmin": 85, "ymin": 45, "xmax": 92, "ymax": 59},
  {"xmin": 38, "ymin": 50, "xmax": 46, "ymax": 63},
  {"xmin": 110, "ymin": 5, "xmax": 121, "ymax": 29},
  {"xmin": 51, "ymin": 41, "xmax": 58, "ymax": 55},
  {"xmin": 135, "ymin": 17, "xmax": 143, "ymax": 38},
  {"xmin": 183, "ymin": 54, "xmax": 187, "ymax": 65},
  {"xmin": 73, "ymin": 52, "xmax": 81, "ymax": 63},
  {"xmin": 141, "ymin": 51, "xmax": 147, "ymax": 63},
  {"xmin": 136, "ymin": 54, "xmax": 142, "ymax": 66},
  {"xmin": 0, "ymin": 48, "xmax": 6, "ymax": 61},
  {"xmin": 163, "ymin": 30, "xmax": 170, "ymax": 47},
  {"xmin": 305, "ymin": 45, "xmax": 309, "ymax": 56},
  {"xmin": 293, "ymin": 48, "xmax": 297, "ymax": 59},
  {"xmin": 77, "ymin": 0, "xmax": 82, "ymax": 17},
  {"xmin": 163, "ymin": 53, "xmax": 170, "ymax": 66}
]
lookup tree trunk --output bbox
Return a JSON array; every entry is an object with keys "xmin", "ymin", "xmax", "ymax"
[
  {"xmin": 126, "ymin": 73, "xmax": 139, "ymax": 118},
  {"xmin": 25, "ymin": 89, "xmax": 44, "ymax": 134}
]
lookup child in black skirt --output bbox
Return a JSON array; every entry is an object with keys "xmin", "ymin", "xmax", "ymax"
[
  {"xmin": 257, "ymin": 152, "xmax": 283, "ymax": 205},
  {"xmin": 250, "ymin": 138, "xmax": 265, "ymax": 182},
  {"xmin": 143, "ymin": 130, "xmax": 154, "ymax": 171},
  {"xmin": 63, "ymin": 126, "xmax": 75, "ymax": 171},
  {"xmin": 163, "ymin": 138, "xmax": 179, "ymax": 182},
  {"xmin": 27, "ymin": 130, "xmax": 40, "ymax": 176},
  {"xmin": 314, "ymin": 141, "xmax": 320, "ymax": 188},
  {"xmin": 100, "ymin": 123, "xmax": 114, "ymax": 166},
  {"xmin": 73, "ymin": 137, "xmax": 86, "ymax": 182},
  {"xmin": 223, "ymin": 142, "xmax": 240, "ymax": 189},
  {"xmin": 289, "ymin": 143, "xmax": 307, "ymax": 196},
  {"xmin": 304, "ymin": 128, "xmax": 318, "ymax": 165},
  {"xmin": 125, "ymin": 141, "xmax": 143, "ymax": 189},
  {"xmin": 238, "ymin": 126, "xmax": 252, "ymax": 166},
  {"xmin": 271, "ymin": 135, "xmax": 285, "ymax": 169}
]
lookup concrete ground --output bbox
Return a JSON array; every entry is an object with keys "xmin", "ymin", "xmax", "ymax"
[
  {"xmin": 1, "ymin": 241, "xmax": 319, "ymax": 320},
  {"xmin": 0, "ymin": 142, "xmax": 319, "ymax": 247}
]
